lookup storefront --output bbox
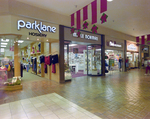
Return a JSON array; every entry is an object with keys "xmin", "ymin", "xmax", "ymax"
[
  {"xmin": 0, "ymin": 15, "xmax": 60, "ymax": 85},
  {"xmin": 59, "ymin": 26, "xmax": 105, "ymax": 82},
  {"xmin": 105, "ymin": 36, "xmax": 125, "ymax": 73},
  {"xmin": 140, "ymin": 45, "xmax": 149, "ymax": 59},
  {"xmin": 126, "ymin": 41, "xmax": 139, "ymax": 68}
]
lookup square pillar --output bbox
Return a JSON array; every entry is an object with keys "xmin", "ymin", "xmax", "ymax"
[{"xmin": 14, "ymin": 41, "xmax": 20, "ymax": 77}]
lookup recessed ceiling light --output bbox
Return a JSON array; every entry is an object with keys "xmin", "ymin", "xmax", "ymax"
[
  {"xmin": 1, "ymin": 43, "xmax": 7, "ymax": 45},
  {"xmin": 107, "ymin": 0, "xmax": 113, "ymax": 2},
  {"xmin": 37, "ymin": 39, "xmax": 39, "ymax": 40},
  {"xmin": 1, "ymin": 45, "xmax": 6, "ymax": 47},
  {"xmin": 1, "ymin": 39, "xmax": 9, "ymax": 42},
  {"xmin": 47, "ymin": 40, "xmax": 48, "ymax": 41}
]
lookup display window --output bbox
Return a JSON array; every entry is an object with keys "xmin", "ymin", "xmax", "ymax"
[
  {"xmin": 126, "ymin": 42, "xmax": 139, "ymax": 69},
  {"xmin": 126, "ymin": 52, "xmax": 139, "ymax": 68},
  {"xmin": 64, "ymin": 42, "xmax": 102, "ymax": 80}
]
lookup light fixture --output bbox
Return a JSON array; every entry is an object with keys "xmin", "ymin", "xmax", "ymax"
[
  {"xmin": 27, "ymin": 37, "xmax": 29, "ymax": 39},
  {"xmin": 47, "ymin": 39, "xmax": 48, "ymax": 41},
  {"xmin": 0, "ymin": 48, "xmax": 4, "ymax": 52},
  {"xmin": 37, "ymin": 39, "xmax": 39, "ymax": 40},
  {"xmin": 1, "ymin": 45, "xmax": 6, "ymax": 47},
  {"xmin": 1, "ymin": 39, "xmax": 9, "ymax": 42},
  {"xmin": 69, "ymin": 44, "xmax": 77, "ymax": 47},
  {"xmin": 18, "ymin": 40, "xmax": 24, "ymax": 43},
  {"xmin": 1, "ymin": 43, "xmax": 7, "ymax": 45},
  {"xmin": 107, "ymin": 0, "xmax": 113, "ymax": 2}
]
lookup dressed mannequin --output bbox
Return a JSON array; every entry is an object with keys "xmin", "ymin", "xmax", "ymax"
[{"xmin": 1, "ymin": 57, "xmax": 10, "ymax": 67}]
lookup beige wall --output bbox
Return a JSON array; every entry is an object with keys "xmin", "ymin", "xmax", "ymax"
[
  {"xmin": 0, "ymin": 0, "xmax": 136, "ymax": 42},
  {"xmin": 0, "ymin": 0, "xmax": 9, "ymax": 14}
]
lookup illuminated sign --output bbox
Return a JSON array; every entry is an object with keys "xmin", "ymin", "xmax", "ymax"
[
  {"xmin": 73, "ymin": 32, "xmax": 98, "ymax": 41},
  {"xmin": 109, "ymin": 41, "xmax": 122, "ymax": 47},
  {"xmin": 127, "ymin": 44, "xmax": 138, "ymax": 51},
  {"xmin": 17, "ymin": 20, "xmax": 56, "ymax": 33}
]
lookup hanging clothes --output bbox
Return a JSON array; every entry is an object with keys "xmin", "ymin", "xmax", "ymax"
[
  {"xmin": 52, "ymin": 64, "xmax": 56, "ymax": 73},
  {"xmin": 38, "ymin": 43, "xmax": 41, "ymax": 52},
  {"xmin": 51, "ymin": 54, "xmax": 58, "ymax": 73},
  {"xmin": 45, "ymin": 55, "xmax": 51, "ymax": 65},
  {"xmin": 20, "ymin": 63, "xmax": 23, "ymax": 77},
  {"xmin": 51, "ymin": 54, "xmax": 58, "ymax": 64},
  {"xmin": 39, "ymin": 55, "xmax": 45, "ymax": 64},
  {"xmin": 44, "ymin": 64, "xmax": 47, "ymax": 73}
]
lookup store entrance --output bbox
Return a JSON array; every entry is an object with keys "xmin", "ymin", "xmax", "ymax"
[
  {"xmin": 105, "ymin": 50, "xmax": 124, "ymax": 74},
  {"xmin": 64, "ymin": 41, "xmax": 101, "ymax": 80}
]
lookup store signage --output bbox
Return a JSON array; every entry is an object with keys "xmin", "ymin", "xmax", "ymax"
[
  {"xmin": 73, "ymin": 32, "xmax": 98, "ymax": 41},
  {"xmin": 17, "ymin": 20, "xmax": 56, "ymax": 33},
  {"xmin": 109, "ymin": 41, "xmax": 122, "ymax": 47},
  {"xmin": 127, "ymin": 44, "xmax": 137, "ymax": 51},
  {"xmin": 29, "ymin": 32, "xmax": 47, "ymax": 37}
]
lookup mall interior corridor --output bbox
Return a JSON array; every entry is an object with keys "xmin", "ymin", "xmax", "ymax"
[{"xmin": 0, "ymin": 69, "xmax": 150, "ymax": 119}]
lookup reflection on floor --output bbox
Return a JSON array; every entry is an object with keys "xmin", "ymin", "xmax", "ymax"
[
  {"xmin": 0, "ymin": 93, "xmax": 101, "ymax": 119},
  {"xmin": 1, "ymin": 69, "xmax": 150, "ymax": 119},
  {"xmin": 71, "ymin": 70, "xmax": 87, "ymax": 78}
]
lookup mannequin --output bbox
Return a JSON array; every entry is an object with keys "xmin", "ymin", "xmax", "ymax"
[{"xmin": 1, "ymin": 56, "xmax": 10, "ymax": 67}]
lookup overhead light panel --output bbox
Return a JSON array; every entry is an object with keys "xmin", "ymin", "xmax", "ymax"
[
  {"xmin": 1, "ymin": 43, "xmax": 7, "ymax": 45},
  {"xmin": 107, "ymin": 0, "xmax": 113, "ymax": 2},
  {"xmin": 69, "ymin": 44, "xmax": 77, "ymax": 47},
  {"xmin": 1, "ymin": 45, "xmax": 6, "ymax": 47},
  {"xmin": 18, "ymin": 40, "xmax": 24, "ymax": 43},
  {"xmin": 1, "ymin": 39, "xmax": 9, "ymax": 42}
]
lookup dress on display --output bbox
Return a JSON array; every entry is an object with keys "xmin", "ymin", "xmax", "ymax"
[{"xmin": 0, "ymin": 67, "xmax": 8, "ymax": 84}]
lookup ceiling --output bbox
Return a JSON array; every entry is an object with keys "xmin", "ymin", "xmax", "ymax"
[{"xmin": 16, "ymin": 0, "xmax": 150, "ymax": 37}]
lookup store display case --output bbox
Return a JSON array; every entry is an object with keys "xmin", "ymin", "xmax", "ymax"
[{"xmin": 87, "ymin": 45, "xmax": 101, "ymax": 76}]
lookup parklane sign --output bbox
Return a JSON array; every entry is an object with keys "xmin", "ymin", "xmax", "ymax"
[{"xmin": 17, "ymin": 20, "xmax": 56, "ymax": 37}]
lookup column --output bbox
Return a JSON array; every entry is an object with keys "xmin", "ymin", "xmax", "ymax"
[{"xmin": 14, "ymin": 40, "xmax": 21, "ymax": 77}]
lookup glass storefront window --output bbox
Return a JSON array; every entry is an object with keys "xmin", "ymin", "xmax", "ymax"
[
  {"xmin": 64, "ymin": 42, "xmax": 102, "ymax": 79},
  {"xmin": 87, "ymin": 45, "xmax": 101, "ymax": 75}
]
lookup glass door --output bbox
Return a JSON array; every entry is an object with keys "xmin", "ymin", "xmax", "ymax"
[
  {"xmin": 64, "ymin": 42, "xmax": 72, "ymax": 81},
  {"xmin": 87, "ymin": 45, "xmax": 101, "ymax": 76}
]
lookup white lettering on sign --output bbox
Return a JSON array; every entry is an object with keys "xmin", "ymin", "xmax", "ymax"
[
  {"xmin": 109, "ymin": 41, "xmax": 122, "ymax": 47},
  {"xmin": 17, "ymin": 20, "xmax": 56, "ymax": 33},
  {"xmin": 73, "ymin": 32, "xmax": 98, "ymax": 41},
  {"xmin": 127, "ymin": 44, "xmax": 137, "ymax": 51}
]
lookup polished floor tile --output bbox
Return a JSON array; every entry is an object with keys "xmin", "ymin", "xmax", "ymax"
[
  {"xmin": 0, "ymin": 93, "xmax": 101, "ymax": 119},
  {"xmin": 1, "ymin": 69, "xmax": 150, "ymax": 118}
]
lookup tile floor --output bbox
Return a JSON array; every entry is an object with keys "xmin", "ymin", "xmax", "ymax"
[
  {"xmin": 0, "ymin": 69, "xmax": 150, "ymax": 119},
  {"xmin": 0, "ymin": 93, "xmax": 101, "ymax": 119}
]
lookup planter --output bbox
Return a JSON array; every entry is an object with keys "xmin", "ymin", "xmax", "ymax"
[{"xmin": 0, "ymin": 84, "xmax": 23, "ymax": 91}]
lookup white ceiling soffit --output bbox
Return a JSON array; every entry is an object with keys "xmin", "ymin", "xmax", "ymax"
[{"xmin": 16, "ymin": 0, "xmax": 150, "ymax": 37}]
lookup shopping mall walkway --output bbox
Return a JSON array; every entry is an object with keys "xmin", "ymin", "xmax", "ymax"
[{"xmin": 0, "ymin": 69, "xmax": 150, "ymax": 119}]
